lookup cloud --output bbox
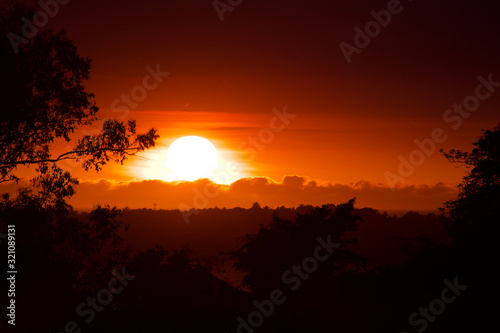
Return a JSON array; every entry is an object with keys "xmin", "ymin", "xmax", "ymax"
[
  {"xmin": 39, "ymin": 176, "xmax": 455, "ymax": 211},
  {"xmin": 0, "ymin": 175, "xmax": 458, "ymax": 211}
]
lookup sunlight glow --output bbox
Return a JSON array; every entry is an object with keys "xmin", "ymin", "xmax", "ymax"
[
  {"xmin": 132, "ymin": 136, "xmax": 249, "ymax": 185},
  {"xmin": 166, "ymin": 136, "xmax": 217, "ymax": 181}
]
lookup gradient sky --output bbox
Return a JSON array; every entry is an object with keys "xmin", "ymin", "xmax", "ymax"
[{"xmin": 7, "ymin": 0, "xmax": 500, "ymax": 210}]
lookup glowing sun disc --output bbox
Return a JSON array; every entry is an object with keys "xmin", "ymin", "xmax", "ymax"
[{"xmin": 166, "ymin": 136, "xmax": 218, "ymax": 181}]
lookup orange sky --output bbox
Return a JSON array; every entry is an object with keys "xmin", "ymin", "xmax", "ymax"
[{"xmin": 5, "ymin": 0, "xmax": 500, "ymax": 211}]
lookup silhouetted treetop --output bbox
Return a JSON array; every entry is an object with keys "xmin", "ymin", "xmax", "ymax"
[
  {"xmin": 231, "ymin": 198, "xmax": 365, "ymax": 293},
  {"xmin": 441, "ymin": 124, "xmax": 500, "ymax": 243},
  {"xmin": 0, "ymin": 3, "xmax": 159, "ymax": 184},
  {"xmin": 441, "ymin": 124, "xmax": 500, "ymax": 195}
]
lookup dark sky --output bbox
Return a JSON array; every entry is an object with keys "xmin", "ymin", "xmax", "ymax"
[
  {"xmin": 38, "ymin": 0, "xmax": 500, "ymax": 118},
  {"xmin": 54, "ymin": 0, "xmax": 500, "ymax": 78}
]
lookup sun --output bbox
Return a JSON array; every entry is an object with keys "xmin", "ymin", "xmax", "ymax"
[
  {"xmin": 134, "ymin": 135, "xmax": 248, "ymax": 184},
  {"xmin": 166, "ymin": 136, "xmax": 218, "ymax": 181}
]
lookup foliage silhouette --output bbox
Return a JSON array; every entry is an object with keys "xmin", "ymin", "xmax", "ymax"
[
  {"xmin": 0, "ymin": 3, "xmax": 159, "ymax": 185},
  {"xmin": 440, "ymin": 124, "xmax": 500, "ymax": 242},
  {"xmin": 230, "ymin": 199, "xmax": 365, "ymax": 295}
]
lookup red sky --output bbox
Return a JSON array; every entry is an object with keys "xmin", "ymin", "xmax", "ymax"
[{"xmin": 5, "ymin": 0, "xmax": 500, "ymax": 211}]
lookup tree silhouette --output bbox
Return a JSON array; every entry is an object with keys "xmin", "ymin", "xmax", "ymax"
[
  {"xmin": 231, "ymin": 198, "xmax": 365, "ymax": 295},
  {"xmin": 0, "ymin": 5, "xmax": 159, "ymax": 330},
  {"xmin": 0, "ymin": 192, "xmax": 131, "ymax": 331},
  {"xmin": 440, "ymin": 124, "xmax": 500, "ymax": 241},
  {"xmin": 251, "ymin": 201, "xmax": 262, "ymax": 210},
  {"xmin": 434, "ymin": 124, "xmax": 500, "ymax": 332},
  {"xmin": 95, "ymin": 246, "xmax": 247, "ymax": 332},
  {"xmin": 0, "ymin": 3, "xmax": 159, "ymax": 185}
]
